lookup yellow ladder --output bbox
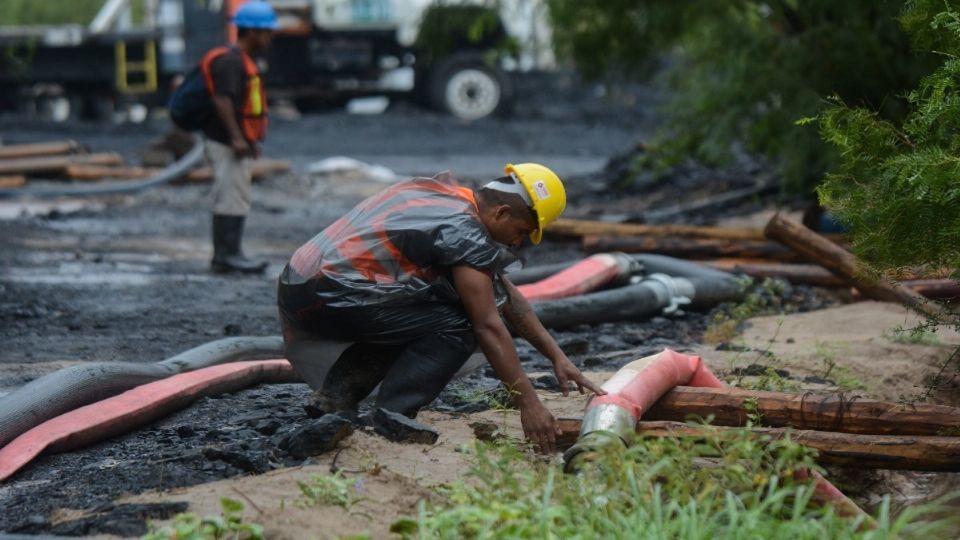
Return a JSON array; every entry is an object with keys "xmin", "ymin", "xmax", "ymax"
[{"xmin": 115, "ymin": 40, "xmax": 158, "ymax": 94}]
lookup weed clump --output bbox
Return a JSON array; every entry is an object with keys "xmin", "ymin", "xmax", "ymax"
[{"xmin": 394, "ymin": 429, "xmax": 957, "ymax": 539}]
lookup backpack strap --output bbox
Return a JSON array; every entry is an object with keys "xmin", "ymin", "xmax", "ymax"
[{"xmin": 198, "ymin": 46, "xmax": 239, "ymax": 95}]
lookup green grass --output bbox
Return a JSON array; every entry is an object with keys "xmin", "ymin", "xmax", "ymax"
[
  {"xmin": 393, "ymin": 428, "xmax": 958, "ymax": 539},
  {"xmin": 141, "ymin": 497, "xmax": 263, "ymax": 540}
]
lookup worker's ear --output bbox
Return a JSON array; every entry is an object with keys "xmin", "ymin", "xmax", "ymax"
[{"xmin": 494, "ymin": 204, "xmax": 512, "ymax": 221}]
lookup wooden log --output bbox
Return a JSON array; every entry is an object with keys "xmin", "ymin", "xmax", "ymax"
[
  {"xmin": 764, "ymin": 213, "xmax": 949, "ymax": 319},
  {"xmin": 0, "ymin": 153, "xmax": 123, "ymax": 176},
  {"xmin": 903, "ymin": 279, "xmax": 960, "ymax": 300},
  {"xmin": 0, "ymin": 175, "xmax": 26, "ymax": 188},
  {"xmin": 555, "ymin": 417, "xmax": 960, "ymax": 471},
  {"xmin": 705, "ymin": 259, "xmax": 958, "ymax": 298},
  {"xmin": 549, "ymin": 218, "xmax": 767, "ymax": 241},
  {"xmin": 643, "ymin": 386, "xmax": 960, "ymax": 436},
  {"xmin": 582, "ymin": 234, "xmax": 800, "ymax": 261},
  {"xmin": 0, "ymin": 140, "xmax": 83, "ymax": 160}
]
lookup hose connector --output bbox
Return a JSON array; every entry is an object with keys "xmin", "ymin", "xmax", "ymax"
[{"xmin": 562, "ymin": 403, "xmax": 636, "ymax": 473}]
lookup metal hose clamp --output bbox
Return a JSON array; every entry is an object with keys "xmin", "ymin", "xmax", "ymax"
[{"xmin": 643, "ymin": 273, "xmax": 692, "ymax": 314}]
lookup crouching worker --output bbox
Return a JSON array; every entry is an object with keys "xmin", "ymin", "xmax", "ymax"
[{"xmin": 277, "ymin": 163, "xmax": 605, "ymax": 453}]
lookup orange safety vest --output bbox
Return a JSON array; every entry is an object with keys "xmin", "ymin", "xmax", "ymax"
[
  {"xmin": 200, "ymin": 46, "xmax": 268, "ymax": 143},
  {"xmin": 290, "ymin": 176, "xmax": 482, "ymax": 286}
]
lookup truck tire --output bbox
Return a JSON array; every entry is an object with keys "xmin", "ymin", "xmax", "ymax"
[{"xmin": 428, "ymin": 52, "xmax": 512, "ymax": 121}]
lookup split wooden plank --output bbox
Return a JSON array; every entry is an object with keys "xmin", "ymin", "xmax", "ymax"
[
  {"xmin": 0, "ymin": 153, "xmax": 123, "ymax": 176},
  {"xmin": 643, "ymin": 386, "xmax": 960, "ymax": 436},
  {"xmin": 636, "ymin": 421, "xmax": 960, "ymax": 471},
  {"xmin": 582, "ymin": 234, "xmax": 800, "ymax": 261},
  {"xmin": 764, "ymin": 212, "xmax": 951, "ymax": 320},
  {"xmin": 0, "ymin": 140, "xmax": 84, "ymax": 160},
  {"xmin": 0, "ymin": 175, "xmax": 26, "ymax": 188}
]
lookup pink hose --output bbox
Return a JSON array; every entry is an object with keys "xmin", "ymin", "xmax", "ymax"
[
  {"xmin": 571, "ymin": 348, "xmax": 869, "ymax": 521},
  {"xmin": 0, "ymin": 359, "xmax": 295, "ymax": 482},
  {"xmin": 517, "ymin": 253, "xmax": 632, "ymax": 302}
]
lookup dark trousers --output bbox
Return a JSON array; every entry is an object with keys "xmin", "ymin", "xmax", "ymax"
[{"xmin": 279, "ymin": 289, "xmax": 476, "ymax": 417}]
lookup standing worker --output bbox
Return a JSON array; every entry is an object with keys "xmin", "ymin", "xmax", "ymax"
[
  {"xmin": 277, "ymin": 164, "xmax": 605, "ymax": 453},
  {"xmin": 201, "ymin": 1, "xmax": 277, "ymax": 273}
]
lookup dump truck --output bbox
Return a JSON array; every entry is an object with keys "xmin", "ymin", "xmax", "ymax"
[{"xmin": 0, "ymin": 0, "xmax": 554, "ymax": 121}]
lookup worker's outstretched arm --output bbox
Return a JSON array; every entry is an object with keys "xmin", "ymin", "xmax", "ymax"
[
  {"xmin": 501, "ymin": 276, "xmax": 606, "ymax": 397},
  {"xmin": 453, "ymin": 264, "xmax": 560, "ymax": 453}
]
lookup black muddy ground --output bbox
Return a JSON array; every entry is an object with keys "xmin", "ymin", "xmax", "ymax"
[{"xmin": 0, "ymin": 72, "xmax": 823, "ymax": 536}]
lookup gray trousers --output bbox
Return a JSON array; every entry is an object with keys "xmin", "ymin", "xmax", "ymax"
[{"xmin": 204, "ymin": 138, "xmax": 252, "ymax": 216}]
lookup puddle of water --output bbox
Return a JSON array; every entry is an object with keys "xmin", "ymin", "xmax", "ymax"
[
  {"xmin": 2, "ymin": 261, "xmax": 216, "ymax": 286},
  {"xmin": 0, "ymin": 200, "xmax": 104, "ymax": 220}
]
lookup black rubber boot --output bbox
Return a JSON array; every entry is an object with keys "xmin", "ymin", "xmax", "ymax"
[
  {"xmin": 304, "ymin": 343, "xmax": 402, "ymax": 418},
  {"xmin": 211, "ymin": 214, "xmax": 268, "ymax": 274}
]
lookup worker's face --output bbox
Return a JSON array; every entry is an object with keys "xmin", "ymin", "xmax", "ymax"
[
  {"xmin": 489, "ymin": 206, "xmax": 537, "ymax": 248},
  {"xmin": 252, "ymin": 29, "xmax": 275, "ymax": 50}
]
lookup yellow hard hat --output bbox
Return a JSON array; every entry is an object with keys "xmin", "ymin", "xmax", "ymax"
[{"xmin": 504, "ymin": 162, "xmax": 566, "ymax": 245}]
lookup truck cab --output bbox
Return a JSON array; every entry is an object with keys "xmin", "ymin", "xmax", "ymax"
[{"xmin": 0, "ymin": 0, "xmax": 554, "ymax": 121}]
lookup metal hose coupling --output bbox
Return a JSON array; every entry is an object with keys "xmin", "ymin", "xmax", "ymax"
[{"xmin": 562, "ymin": 402, "xmax": 636, "ymax": 473}]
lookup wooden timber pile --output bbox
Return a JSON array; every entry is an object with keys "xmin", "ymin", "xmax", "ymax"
[
  {"xmin": 556, "ymin": 385, "xmax": 960, "ymax": 471},
  {"xmin": 0, "ymin": 139, "xmax": 290, "ymax": 187},
  {"xmin": 546, "ymin": 216, "xmax": 958, "ymax": 301}
]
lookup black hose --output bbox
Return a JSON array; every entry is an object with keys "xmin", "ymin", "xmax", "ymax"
[
  {"xmin": 0, "ymin": 135, "xmax": 204, "ymax": 199},
  {"xmin": 533, "ymin": 274, "xmax": 744, "ymax": 329},
  {"xmin": 0, "ymin": 336, "xmax": 283, "ymax": 449},
  {"xmin": 631, "ymin": 254, "xmax": 733, "ymax": 280},
  {"xmin": 534, "ymin": 282, "xmax": 665, "ymax": 329}
]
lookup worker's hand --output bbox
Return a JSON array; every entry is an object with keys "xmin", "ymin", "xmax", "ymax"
[
  {"xmin": 230, "ymin": 137, "xmax": 252, "ymax": 158},
  {"xmin": 552, "ymin": 355, "xmax": 607, "ymax": 397},
  {"xmin": 520, "ymin": 401, "xmax": 561, "ymax": 454}
]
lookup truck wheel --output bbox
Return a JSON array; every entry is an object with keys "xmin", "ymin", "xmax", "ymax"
[{"xmin": 429, "ymin": 53, "xmax": 512, "ymax": 121}]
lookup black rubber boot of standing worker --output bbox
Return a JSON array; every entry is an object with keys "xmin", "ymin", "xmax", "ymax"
[{"xmin": 211, "ymin": 214, "xmax": 268, "ymax": 274}]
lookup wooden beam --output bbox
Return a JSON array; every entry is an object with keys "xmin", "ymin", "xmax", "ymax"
[
  {"xmin": 643, "ymin": 386, "xmax": 960, "ymax": 436},
  {"xmin": 0, "ymin": 153, "xmax": 123, "ymax": 176},
  {"xmin": 0, "ymin": 175, "xmax": 26, "ymax": 188},
  {"xmin": 64, "ymin": 159, "xmax": 291, "ymax": 183},
  {"xmin": 555, "ymin": 417, "xmax": 960, "ymax": 471},
  {"xmin": 0, "ymin": 140, "xmax": 84, "ymax": 160},
  {"xmin": 764, "ymin": 213, "xmax": 950, "ymax": 319},
  {"xmin": 548, "ymin": 218, "xmax": 767, "ymax": 241},
  {"xmin": 173, "ymin": 159, "xmax": 291, "ymax": 183},
  {"xmin": 582, "ymin": 234, "xmax": 800, "ymax": 261},
  {"xmin": 64, "ymin": 165, "xmax": 156, "ymax": 181}
]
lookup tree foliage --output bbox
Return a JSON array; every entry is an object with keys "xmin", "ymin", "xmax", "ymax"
[
  {"xmin": 818, "ymin": 0, "xmax": 960, "ymax": 271},
  {"xmin": 546, "ymin": 0, "xmax": 941, "ymax": 189},
  {"xmin": 1, "ymin": 0, "xmax": 112, "ymax": 26}
]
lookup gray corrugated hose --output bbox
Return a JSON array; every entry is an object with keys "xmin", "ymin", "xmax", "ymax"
[
  {"xmin": 0, "ymin": 135, "xmax": 204, "ymax": 199},
  {"xmin": 0, "ymin": 336, "xmax": 283, "ymax": 449}
]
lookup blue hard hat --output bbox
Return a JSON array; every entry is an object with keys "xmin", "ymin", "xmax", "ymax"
[{"xmin": 234, "ymin": 1, "xmax": 279, "ymax": 30}]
